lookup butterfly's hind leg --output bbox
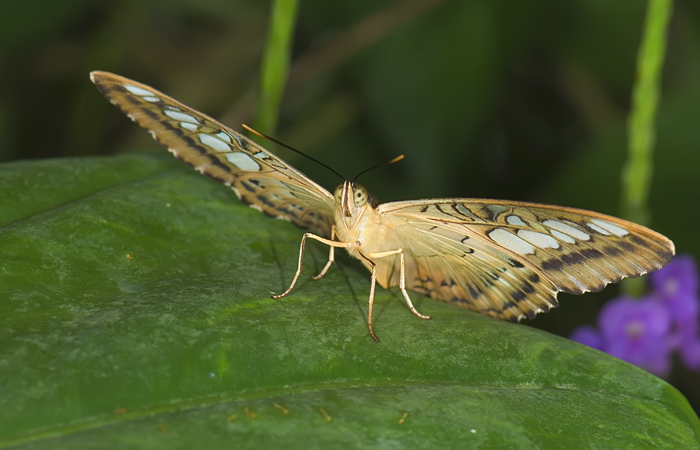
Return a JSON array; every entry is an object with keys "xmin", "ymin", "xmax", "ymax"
[
  {"xmin": 365, "ymin": 258, "xmax": 381, "ymax": 342},
  {"xmin": 272, "ymin": 231, "xmax": 350, "ymax": 299},
  {"xmin": 359, "ymin": 248, "xmax": 431, "ymax": 342},
  {"xmin": 366, "ymin": 248, "xmax": 432, "ymax": 321}
]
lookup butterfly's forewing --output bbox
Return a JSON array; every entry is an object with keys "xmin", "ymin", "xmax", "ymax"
[
  {"xmin": 377, "ymin": 199, "xmax": 675, "ymax": 321},
  {"xmin": 90, "ymin": 71, "xmax": 335, "ymax": 236}
]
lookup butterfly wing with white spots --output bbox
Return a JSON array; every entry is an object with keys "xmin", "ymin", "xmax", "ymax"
[
  {"xmin": 90, "ymin": 71, "xmax": 335, "ymax": 236},
  {"xmin": 373, "ymin": 198, "xmax": 674, "ymax": 322}
]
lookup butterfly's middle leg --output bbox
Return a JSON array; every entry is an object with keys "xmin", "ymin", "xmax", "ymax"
[
  {"xmin": 312, "ymin": 225, "xmax": 338, "ymax": 281},
  {"xmin": 271, "ymin": 231, "xmax": 351, "ymax": 300}
]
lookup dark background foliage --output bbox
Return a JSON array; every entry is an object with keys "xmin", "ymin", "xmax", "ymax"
[{"xmin": 1, "ymin": 0, "xmax": 699, "ymax": 412}]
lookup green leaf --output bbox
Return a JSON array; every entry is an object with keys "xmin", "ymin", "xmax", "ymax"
[{"xmin": 1, "ymin": 154, "xmax": 698, "ymax": 448}]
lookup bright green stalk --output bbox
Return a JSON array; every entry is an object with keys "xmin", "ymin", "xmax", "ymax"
[
  {"xmin": 622, "ymin": 0, "xmax": 673, "ymax": 295},
  {"xmin": 253, "ymin": 0, "xmax": 299, "ymax": 137}
]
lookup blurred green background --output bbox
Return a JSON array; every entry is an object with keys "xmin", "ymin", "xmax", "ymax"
[{"xmin": 1, "ymin": 0, "xmax": 699, "ymax": 412}]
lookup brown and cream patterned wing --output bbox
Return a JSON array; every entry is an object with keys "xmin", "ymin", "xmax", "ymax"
[
  {"xmin": 90, "ymin": 71, "xmax": 335, "ymax": 237},
  {"xmin": 378, "ymin": 198, "xmax": 674, "ymax": 321}
]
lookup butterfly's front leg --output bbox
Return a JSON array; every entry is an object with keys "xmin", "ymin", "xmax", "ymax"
[{"xmin": 271, "ymin": 232, "xmax": 351, "ymax": 300}]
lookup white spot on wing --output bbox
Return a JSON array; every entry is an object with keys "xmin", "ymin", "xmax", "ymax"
[
  {"xmin": 507, "ymin": 215, "xmax": 526, "ymax": 226},
  {"xmin": 488, "ymin": 205, "xmax": 508, "ymax": 215},
  {"xmin": 551, "ymin": 229, "xmax": 576, "ymax": 244},
  {"xmin": 179, "ymin": 122, "xmax": 198, "ymax": 132},
  {"xmin": 225, "ymin": 152, "xmax": 261, "ymax": 171},
  {"xmin": 517, "ymin": 230, "xmax": 560, "ymax": 249},
  {"xmin": 142, "ymin": 96, "xmax": 160, "ymax": 103},
  {"xmin": 488, "ymin": 228, "xmax": 535, "ymax": 255},
  {"xmin": 123, "ymin": 84, "xmax": 155, "ymax": 97},
  {"xmin": 455, "ymin": 204, "xmax": 485, "ymax": 222},
  {"xmin": 215, "ymin": 131, "xmax": 232, "ymax": 143},
  {"xmin": 587, "ymin": 223, "xmax": 610, "ymax": 235},
  {"xmin": 590, "ymin": 218, "xmax": 629, "ymax": 237},
  {"xmin": 164, "ymin": 110, "xmax": 199, "ymax": 124},
  {"xmin": 254, "ymin": 151, "xmax": 268, "ymax": 159},
  {"xmin": 230, "ymin": 134, "xmax": 246, "ymax": 149},
  {"xmin": 543, "ymin": 219, "xmax": 590, "ymax": 241},
  {"xmin": 199, "ymin": 133, "xmax": 231, "ymax": 152}
]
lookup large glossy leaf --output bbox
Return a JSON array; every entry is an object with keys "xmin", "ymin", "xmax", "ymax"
[{"xmin": 1, "ymin": 154, "xmax": 698, "ymax": 448}]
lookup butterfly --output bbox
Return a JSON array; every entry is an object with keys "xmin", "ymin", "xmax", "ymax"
[{"xmin": 91, "ymin": 71, "xmax": 675, "ymax": 342}]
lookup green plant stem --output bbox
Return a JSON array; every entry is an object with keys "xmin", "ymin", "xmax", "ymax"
[
  {"xmin": 252, "ymin": 0, "xmax": 299, "ymax": 140},
  {"xmin": 621, "ymin": 0, "xmax": 673, "ymax": 296}
]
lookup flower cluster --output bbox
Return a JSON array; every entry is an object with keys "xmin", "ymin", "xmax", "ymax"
[{"xmin": 570, "ymin": 255, "xmax": 700, "ymax": 377}]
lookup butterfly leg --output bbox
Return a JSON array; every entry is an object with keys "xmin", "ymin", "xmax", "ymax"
[
  {"xmin": 312, "ymin": 225, "xmax": 337, "ymax": 281},
  {"xmin": 356, "ymin": 250, "xmax": 381, "ymax": 342},
  {"xmin": 367, "ymin": 261, "xmax": 381, "ymax": 342},
  {"xmin": 366, "ymin": 249, "xmax": 432, "ymax": 321},
  {"xmin": 271, "ymin": 232, "xmax": 351, "ymax": 300}
]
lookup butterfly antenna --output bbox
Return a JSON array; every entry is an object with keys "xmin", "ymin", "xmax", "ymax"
[
  {"xmin": 353, "ymin": 154, "xmax": 405, "ymax": 182},
  {"xmin": 243, "ymin": 124, "xmax": 344, "ymax": 180}
]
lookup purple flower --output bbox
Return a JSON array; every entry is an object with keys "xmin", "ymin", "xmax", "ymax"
[
  {"xmin": 651, "ymin": 256, "xmax": 699, "ymax": 330},
  {"xmin": 597, "ymin": 297, "xmax": 673, "ymax": 376},
  {"xmin": 651, "ymin": 255, "xmax": 699, "ymax": 301},
  {"xmin": 571, "ymin": 254, "xmax": 700, "ymax": 377},
  {"xmin": 570, "ymin": 326, "xmax": 603, "ymax": 351},
  {"xmin": 679, "ymin": 336, "xmax": 700, "ymax": 370},
  {"xmin": 651, "ymin": 255, "xmax": 700, "ymax": 367}
]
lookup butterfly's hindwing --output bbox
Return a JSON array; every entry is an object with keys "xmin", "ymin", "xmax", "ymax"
[{"xmin": 90, "ymin": 71, "xmax": 335, "ymax": 236}]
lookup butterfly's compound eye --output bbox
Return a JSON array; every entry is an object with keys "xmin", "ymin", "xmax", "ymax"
[
  {"xmin": 334, "ymin": 184, "xmax": 343, "ymax": 204},
  {"xmin": 354, "ymin": 185, "xmax": 368, "ymax": 207}
]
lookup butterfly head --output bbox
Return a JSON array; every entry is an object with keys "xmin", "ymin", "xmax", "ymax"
[{"xmin": 334, "ymin": 181, "xmax": 377, "ymax": 217}]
